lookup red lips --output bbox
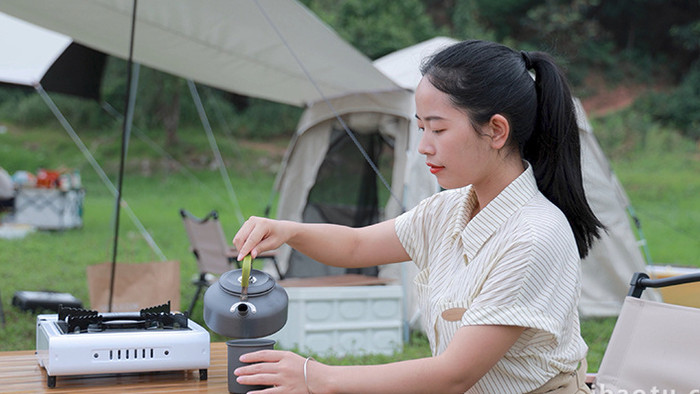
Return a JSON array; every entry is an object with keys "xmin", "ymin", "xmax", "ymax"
[{"xmin": 427, "ymin": 163, "xmax": 444, "ymax": 174}]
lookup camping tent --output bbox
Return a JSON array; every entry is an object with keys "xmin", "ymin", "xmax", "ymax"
[
  {"xmin": 575, "ymin": 106, "xmax": 662, "ymax": 314},
  {"xmin": 274, "ymin": 36, "xmax": 658, "ymax": 320}
]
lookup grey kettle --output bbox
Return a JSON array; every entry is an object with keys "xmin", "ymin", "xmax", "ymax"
[{"xmin": 203, "ymin": 256, "xmax": 288, "ymax": 338}]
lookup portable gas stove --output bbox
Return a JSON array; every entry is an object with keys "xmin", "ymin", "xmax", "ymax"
[{"xmin": 36, "ymin": 302, "xmax": 210, "ymax": 388}]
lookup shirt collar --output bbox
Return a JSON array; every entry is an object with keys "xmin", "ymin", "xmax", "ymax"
[{"xmin": 455, "ymin": 162, "xmax": 539, "ymax": 263}]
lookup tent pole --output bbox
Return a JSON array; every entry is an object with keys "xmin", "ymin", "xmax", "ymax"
[
  {"xmin": 627, "ymin": 205, "xmax": 653, "ymax": 264},
  {"xmin": 204, "ymin": 88, "xmax": 244, "ymax": 158},
  {"xmin": 187, "ymin": 80, "xmax": 245, "ymax": 226},
  {"xmin": 34, "ymin": 85, "xmax": 166, "ymax": 262},
  {"xmin": 109, "ymin": 0, "xmax": 139, "ymax": 312},
  {"xmin": 122, "ymin": 63, "xmax": 140, "ymax": 156}
]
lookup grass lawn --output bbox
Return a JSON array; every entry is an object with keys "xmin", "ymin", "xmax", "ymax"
[{"xmin": 0, "ymin": 116, "xmax": 699, "ymax": 372}]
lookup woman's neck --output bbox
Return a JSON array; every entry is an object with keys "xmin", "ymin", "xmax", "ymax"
[{"xmin": 471, "ymin": 159, "xmax": 526, "ymax": 215}]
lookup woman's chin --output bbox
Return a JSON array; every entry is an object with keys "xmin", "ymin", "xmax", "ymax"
[
  {"xmin": 436, "ymin": 177, "xmax": 468, "ymax": 190},
  {"xmin": 437, "ymin": 179, "xmax": 454, "ymax": 190}
]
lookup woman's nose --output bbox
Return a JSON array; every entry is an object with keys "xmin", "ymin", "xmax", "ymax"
[{"xmin": 417, "ymin": 132, "xmax": 433, "ymax": 156}]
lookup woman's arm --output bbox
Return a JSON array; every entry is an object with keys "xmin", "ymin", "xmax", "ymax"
[
  {"xmin": 233, "ymin": 216, "xmax": 409, "ymax": 268},
  {"xmin": 235, "ymin": 324, "xmax": 525, "ymax": 394}
]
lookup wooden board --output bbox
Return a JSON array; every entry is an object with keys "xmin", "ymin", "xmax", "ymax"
[{"xmin": 0, "ymin": 343, "xmax": 230, "ymax": 393}]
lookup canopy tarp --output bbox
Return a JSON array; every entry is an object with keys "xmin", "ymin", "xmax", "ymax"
[
  {"xmin": 0, "ymin": 12, "xmax": 106, "ymax": 99},
  {"xmin": 0, "ymin": 12, "xmax": 71, "ymax": 87},
  {"xmin": 0, "ymin": 0, "xmax": 398, "ymax": 106}
]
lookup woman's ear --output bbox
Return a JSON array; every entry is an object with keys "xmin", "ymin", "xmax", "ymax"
[{"xmin": 487, "ymin": 114, "xmax": 510, "ymax": 150}]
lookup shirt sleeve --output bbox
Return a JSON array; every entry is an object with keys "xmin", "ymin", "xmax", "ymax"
[
  {"xmin": 395, "ymin": 194, "xmax": 431, "ymax": 271},
  {"xmin": 394, "ymin": 189, "xmax": 459, "ymax": 271}
]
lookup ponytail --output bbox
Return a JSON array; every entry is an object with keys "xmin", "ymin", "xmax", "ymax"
[
  {"xmin": 521, "ymin": 50, "xmax": 604, "ymax": 258},
  {"xmin": 421, "ymin": 41, "xmax": 604, "ymax": 259}
]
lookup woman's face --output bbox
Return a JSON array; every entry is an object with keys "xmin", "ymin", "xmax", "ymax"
[{"xmin": 415, "ymin": 77, "xmax": 497, "ymax": 190}]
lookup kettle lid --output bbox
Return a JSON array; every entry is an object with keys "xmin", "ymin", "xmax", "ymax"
[{"xmin": 218, "ymin": 268, "xmax": 275, "ymax": 296}]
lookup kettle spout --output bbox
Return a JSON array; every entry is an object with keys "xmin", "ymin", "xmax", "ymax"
[
  {"xmin": 230, "ymin": 301, "xmax": 257, "ymax": 317},
  {"xmin": 236, "ymin": 303, "xmax": 250, "ymax": 317}
]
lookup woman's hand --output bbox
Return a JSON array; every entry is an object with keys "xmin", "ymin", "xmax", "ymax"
[
  {"xmin": 233, "ymin": 216, "xmax": 293, "ymax": 260},
  {"xmin": 234, "ymin": 350, "xmax": 320, "ymax": 393}
]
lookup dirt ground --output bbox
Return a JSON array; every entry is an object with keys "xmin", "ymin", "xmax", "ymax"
[{"xmin": 579, "ymin": 74, "xmax": 653, "ymax": 117}]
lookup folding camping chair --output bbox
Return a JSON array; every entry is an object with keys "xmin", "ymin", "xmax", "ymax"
[
  {"xmin": 179, "ymin": 209, "xmax": 280, "ymax": 317},
  {"xmin": 590, "ymin": 271, "xmax": 700, "ymax": 392}
]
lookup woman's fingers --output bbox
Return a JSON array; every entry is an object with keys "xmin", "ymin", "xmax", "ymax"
[
  {"xmin": 240, "ymin": 349, "xmax": 283, "ymax": 364},
  {"xmin": 235, "ymin": 350, "xmax": 287, "ymax": 378},
  {"xmin": 232, "ymin": 217, "xmax": 256, "ymax": 258},
  {"xmin": 234, "ymin": 350, "xmax": 309, "ymax": 394},
  {"xmin": 233, "ymin": 216, "xmax": 271, "ymax": 260},
  {"xmin": 234, "ymin": 217, "xmax": 290, "ymax": 260},
  {"xmin": 234, "ymin": 351, "xmax": 283, "ymax": 388},
  {"xmin": 236, "ymin": 372, "xmax": 279, "ymax": 388}
]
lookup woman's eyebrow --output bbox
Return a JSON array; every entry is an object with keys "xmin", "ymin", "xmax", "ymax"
[{"xmin": 414, "ymin": 114, "xmax": 445, "ymax": 121}]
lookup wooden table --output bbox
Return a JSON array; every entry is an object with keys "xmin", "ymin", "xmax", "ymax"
[
  {"xmin": 0, "ymin": 342, "xmax": 599, "ymax": 391},
  {"xmin": 0, "ymin": 342, "xmax": 231, "ymax": 393}
]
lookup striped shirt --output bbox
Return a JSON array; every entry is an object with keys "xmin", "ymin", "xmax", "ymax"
[{"xmin": 395, "ymin": 164, "xmax": 587, "ymax": 393}]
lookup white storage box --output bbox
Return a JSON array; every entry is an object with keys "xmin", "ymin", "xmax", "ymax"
[
  {"xmin": 269, "ymin": 285, "xmax": 403, "ymax": 357},
  {"xmin": 14, "ymin": 187, "xmax": 84, "ymax": 230}
]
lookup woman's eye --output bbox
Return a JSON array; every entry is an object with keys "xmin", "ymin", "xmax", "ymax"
[{"xmin": 417, "ymin": 125, "xmax": 444, "ymax": 133}]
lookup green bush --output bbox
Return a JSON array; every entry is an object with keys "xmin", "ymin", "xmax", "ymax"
[
  {"xmin": 0, "ymin": 86, "xmax": 115, "ymax": 130},
  {"xmin": 636, "ymin": 63, "xmax": 700, "ymax": 140},
  {"xmin": 227, "ymin": 99, "xmax": 302, "ymax": 140},
  {"xmin": 1, "ymin": 90, "xmax": 53, "ymax": 126},
  {"xmin": 591, "ymin": 106, "xmax": 698, "ymax": 162}
]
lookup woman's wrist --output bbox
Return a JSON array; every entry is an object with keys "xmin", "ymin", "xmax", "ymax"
[
  {"xmin": 281, "ymin": 220, "xmax": 303, "ymax": 247},
  {"xmin": 304, "ymin": 356, "xmax": 315, "ymax": 393},
  {"xmin": 305, "ymin": 358, "xmax": 336, "ymax": 394}
]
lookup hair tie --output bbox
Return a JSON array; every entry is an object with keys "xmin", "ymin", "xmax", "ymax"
[{"xmin": 521, "ymin": 51, "xmax": 533, "ymax": 69}]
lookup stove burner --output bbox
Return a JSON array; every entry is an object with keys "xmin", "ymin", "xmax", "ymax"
[{"xmin": 56, "ymin": 302, "xmax": 189, "ymax": 334}]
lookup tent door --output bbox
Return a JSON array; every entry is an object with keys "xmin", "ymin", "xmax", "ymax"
[{"xmin": 285, "ymin": 127, "xmax": 394, "ymax": 278}]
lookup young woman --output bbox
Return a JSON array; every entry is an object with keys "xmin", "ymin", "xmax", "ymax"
[{"xmin": 232, "ymin": 40, "xmax": 603, "ymax": 393}]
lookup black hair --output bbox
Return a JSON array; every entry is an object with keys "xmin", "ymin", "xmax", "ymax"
[{"xmin": 420, "ymin": 40, "xmax": 604, "ymax": 259}]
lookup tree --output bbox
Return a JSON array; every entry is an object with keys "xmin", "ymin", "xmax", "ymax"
[
  {"xmin": 147, "ymin": 71, "xmax": 183, "ymax": 147},
  {"xmin": 450, "ymin": 0, "xmax": 496, "ymax": 41},
  {"xmin": 592, "ymin": 0, "xmax": 700, "ymax": 74},
  {"xmin": 303, "ymin": 0, "xmax": 443, "ymax": 59}
]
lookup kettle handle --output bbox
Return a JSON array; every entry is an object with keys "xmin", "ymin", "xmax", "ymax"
[{"xmin": 241, "ymin": 255, "xmax": 252, "ymax": 288}]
